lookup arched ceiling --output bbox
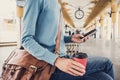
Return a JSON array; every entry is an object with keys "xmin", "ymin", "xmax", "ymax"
[
  {"xmin": 61, "ymin": 0, "xmax": 95, "ymax": 28},
  {"xmin": 60, "ymin": 0, "xmax": 120, "ymax": 29}
]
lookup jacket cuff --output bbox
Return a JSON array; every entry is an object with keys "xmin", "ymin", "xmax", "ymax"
[
  {"xmin": 37, "ymin": 49, "xmax": 59, "ymax": 65},
  {"xmin": 64, "ymin": 36, "xmax": 73, "ymax": 43}
]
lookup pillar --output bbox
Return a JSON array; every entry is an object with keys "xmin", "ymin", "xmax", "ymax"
[
  {"xmin": 118, "ymin": 11, "xmax": 120, "ymax": 37},
  {"xmin": 95, "ymin": 18, "xmax": 101, "ymax": 38},
  {"xmin": 105, "ymin": 12, "xmax": 112, "ymax": 40},
  {"xmin": 111, "ymin": 1, "xmax": 119, "ymax": 41},
  {"xmin": 100, "ymin": 13, "xmax": 106, "ymax": 38},
  {"xmin": 16, "ymin": 6, "xmax": 24, "ymax": 48}
]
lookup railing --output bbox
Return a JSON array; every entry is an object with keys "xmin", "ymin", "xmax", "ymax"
[{"xmin": 0, "ymin": 42, "xmax": 17, "ymax": 47}]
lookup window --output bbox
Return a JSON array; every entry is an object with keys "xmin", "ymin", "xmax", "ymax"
[{"xmin": 0, "ymin": 0, "xmax": 17, "ymax": 46}]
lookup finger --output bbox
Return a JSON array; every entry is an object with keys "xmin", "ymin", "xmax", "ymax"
[
  {"xmin": 67, "ymin": 67, "xmax": 85, "ymax": 76},
  {"xmin": 85, "ymin": 36, "xmax": 89, "ymax": 40},
  {"xmin": 75, "ymin": 34, "xmax": 84, "ymax": 37},
  {"xmin": 82, "ymin": 36, "xmax": 89, "ymax": 42},
  {"xmin": 71, "ymin": 60, "xmax": 85, "ymax": 69},
  {"xmin": 82, "ymin": 38, "xmax": 86, "ymax": 42},
  {"xmin": 70, "ymin": 64, "xmax": 85, "ymax": 74},
  {"xmin": 78, "ymin": 37, "xmax": 85, "ymax": 43},
  {"xmin": 87, "ymin": 36, "xmax": 89, "ymax": 39},
  {"xmin": 78, "ymin": 38, "xmax": 85, "ymax": 43},
  {"xmin": 71, "ymin": 38, "xmax": 83, "ymax": 43},
  {"xmin": 59, "ymin": 68, "xmax": 77, "ymax": 76},
  {"xmin": 67, "ymin": 69, "xmax": 80, "ymax": 76},
  {"xmin": 79, "ymin": 34, "xmax": 84, "ymax": 37},
  {"xmin": 74, "ymin": 39, "xmax": 82, "ymax": 43}
]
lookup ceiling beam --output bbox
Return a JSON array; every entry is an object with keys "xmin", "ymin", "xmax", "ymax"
[
  {"xmin": 88, "ymin": 7, "xmax": 93, "ymax": 10},
  {"xmin": 83, "ymin": 0, "xmax": 111, "ymax": 28},
  {"xmin": 59, "ymin": 1, "xmax": 75, "ymax": 28},
  {"xmin": 90, "ymin": 0, "xmax": 98, "ymax": 4},
  {"xmin": 118, "ymin": 1, "xmax": 120, "ymax": 7}
]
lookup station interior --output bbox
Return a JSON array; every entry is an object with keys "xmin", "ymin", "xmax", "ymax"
[{"xmin": 0, "ymin": 0, "xmax": 120, "ymax": 80}]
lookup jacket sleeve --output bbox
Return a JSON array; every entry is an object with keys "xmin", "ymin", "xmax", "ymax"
[
  {"xmin": 64, "ymin": 36, "xmax": 73, "ymax": 43},
  {"xmin": 22, "ymin": 0, "xmax": 58, "ymax": 65}
]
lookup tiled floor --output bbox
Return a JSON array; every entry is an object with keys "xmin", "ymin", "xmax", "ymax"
[{"xmin": 0, "ymin": 38, "xmax": 120, "ymax": 80}]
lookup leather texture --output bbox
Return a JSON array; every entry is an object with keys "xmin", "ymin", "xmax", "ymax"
[
  {"xmin": 0, "ymin": 49, "xmax": 55, "ymax": 80},
  {"xmin": 0, "ymin": 11, "xmax": 62, "ymax": 80}
]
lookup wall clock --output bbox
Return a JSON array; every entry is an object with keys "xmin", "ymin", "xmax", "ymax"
[{"xmin": 74, "ymin": 8, "xmax": 84, "ymax": 19}]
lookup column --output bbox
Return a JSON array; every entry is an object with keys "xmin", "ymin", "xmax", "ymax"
[
  {"xmin": 16, "ymin": 6, "xmax": 24, "ymax": 48},
  {"xmin": 118, "ymin": 11, "xmax": 120, "ymax": 37},
  {"xmin": 100, "ymin": 13, "xmax": 106, "ymax": 39},
  {"xmin": 111, "ymin": 2, "xmax": 119, "ymax": 41},
  {"xmin": 105, "ymin": 12, "xmax": 112, "ymax": 40},
  {"xmin": 95, "ymin": 18, "xmax": 101, "ymax": 38}
]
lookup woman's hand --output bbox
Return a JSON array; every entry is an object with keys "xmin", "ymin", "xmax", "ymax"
[
  {"xmin": 71, "ymin": 34, "xmax": 89, "ymax": 43},
  {"xmin": 54, "ymin": 57, "xmax": 86, "ymax": 76}
]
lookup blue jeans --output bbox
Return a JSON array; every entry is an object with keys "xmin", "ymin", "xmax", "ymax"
[{"xmin": 50, "ymin": 57, "xmax": 114, "ymax": 80}]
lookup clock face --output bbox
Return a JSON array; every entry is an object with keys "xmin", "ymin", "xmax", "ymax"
[
  {"xmin": 75, "ymin": 9, "xmax": 84, "ymax": 19},
  {"xmin": 17, "ymin": 0, "xmax": 25, "ymax": 7}
]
